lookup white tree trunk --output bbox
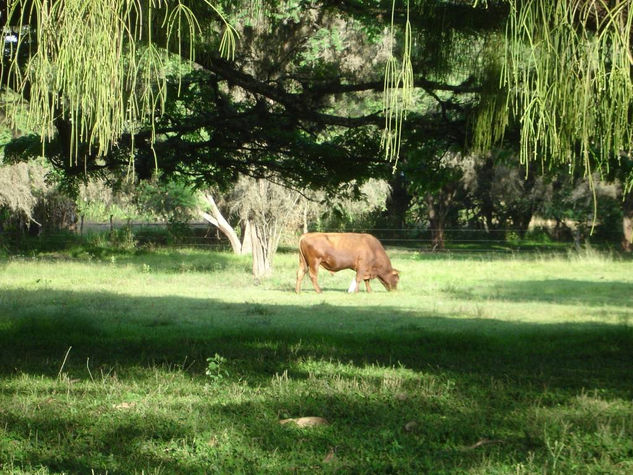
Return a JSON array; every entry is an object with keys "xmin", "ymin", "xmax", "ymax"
[
  {"xmin": 199, "ymin": 193, "xmax": 243, "ymax": 254},
  {"xmin": 241, "ymin": 221, "xmax": 253, "ymax": 255},
  {"xmin": 250, "ymin": 219, "xmax": 271, "ymax": 278}
]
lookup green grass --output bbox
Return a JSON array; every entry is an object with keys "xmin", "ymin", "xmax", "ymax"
[{"xmin": 1, "ymin": 246, "xmax": 632, "ymax": 473}]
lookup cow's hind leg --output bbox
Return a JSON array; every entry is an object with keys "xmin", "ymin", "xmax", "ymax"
[
  {"xmin": 309, "ymin": 259, "xmax": 323, "ymax": 293},
  {"xmin": 364, "ymin": 279, "xmax": 372, "ymax": 292},
  {"xmin": 295, "ymin": 256, "xmax": 307, "ymax": 293}
]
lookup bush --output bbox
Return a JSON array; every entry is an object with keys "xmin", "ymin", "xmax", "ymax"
[
  {"xmin": 108, "ymin": 226, "xmax": 137, "ymax": 250},
  {"xmin": 524, "ymin": 227, "xmax": 554, "ymax": 244},
  {"xmin": 133, "ymin": 226, "xmax": 171, "ymax": 246}
]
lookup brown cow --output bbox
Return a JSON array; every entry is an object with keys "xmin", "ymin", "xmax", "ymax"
[{"xmin": 295, "ymin": 232, "xmax": 399, "ymax": 293}]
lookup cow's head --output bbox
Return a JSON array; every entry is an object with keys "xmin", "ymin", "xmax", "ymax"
[{"xmin": 379, "ymin": 269, "xmax": 399, "ymax": 291}]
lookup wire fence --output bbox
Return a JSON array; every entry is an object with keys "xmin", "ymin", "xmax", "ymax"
[{"xmin": 1, "ymin": 221, "xmax": 626, "ymax": 254}]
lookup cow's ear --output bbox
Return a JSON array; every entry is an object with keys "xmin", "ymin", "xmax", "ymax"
[{"xmin": 392, "ymin": 269, "xmax": 400, "ymax": 275}]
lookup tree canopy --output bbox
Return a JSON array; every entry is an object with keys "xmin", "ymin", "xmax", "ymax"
[
  {"xmin": 1, "ymin": 0, "xmax": 632, "ymax": 193},
  {"xmin": 0, "ymin": 1, "xmax": 498, "ymax": 190}
]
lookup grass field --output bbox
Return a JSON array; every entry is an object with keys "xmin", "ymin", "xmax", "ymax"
[{"xmin": 1, "ymin": 245, "xmax": 632, "ymax": 473}]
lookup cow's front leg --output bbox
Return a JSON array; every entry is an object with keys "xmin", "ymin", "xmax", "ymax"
[
  {"xmin": 309, "ymin": 259, "xmax": 323, "ymax": 293},
  {"xmin": 364, "ymin": 279, "xmax": 372, "ymax": 292},
  {"xmin": 347, "ymin": 278, "xmax": 357, "ymax": 293},
  {"xmin": 349, "ymin": 272, "xmax": 362, "ymax": 293}
]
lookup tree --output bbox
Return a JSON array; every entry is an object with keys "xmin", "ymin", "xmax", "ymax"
[
  {"xmin": 199, "ymin": 192, "xmax": 246, "ymax": 255},
  {"xmin": 463, "ymin": 152, "xmax": 549, "ymax": 237},
  {"xmin": 0, "ymin": 158, "xmax": 77, "ymax": 233},
  {"xmin": 4, "ymin": 1, "xmax": 633, "ymax": 179},
  {"xmin": 5, "ymin": 0, "xmax": 633, "ymax": 252},
  {"xmin": 538, "ymin": 172, "xmax": 622, "ymax": 249},
  {"xmin": 2, "ymin": 1, "xmax": 495, "ymax": 191},
  {"xmin": 0, "ymin": 160, "xmax": 45, "ymax": 229},
  {"xmin": 232, "ymin": 177, "xmax": 304, "ymax": 278},
  {"xmin": 622, "ymin": 193, "xmax": 633, "ymax": 251},
  {"xmin": 309, "ymin": 179, "xmax": 392, "ymax": 231},
  {"xmin": 135, "ymin": 178, "xmax": 200, "ymax": 239},
  {"xmin": 199, "ymin": 175, "xmax": 305, "ymax": 277},
  {"xmin": 404, "ymin": 148, "xmax": 467, "ymax": 250},
  {"xmin": 601, "ymin": 154, "xmax": 633, "ymax": 251}
]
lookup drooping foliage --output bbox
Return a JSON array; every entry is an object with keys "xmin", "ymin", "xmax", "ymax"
[
  {"xmin": 0, "ymin": 0, "xmax": 236, "ymax": 162},
  {"xmin": 501, "ymin": 0, "xmax": 633, "ymax": 189},
  {"xmin": 382, "ymin": 0, "xmax": 414, "ymax": 166}
]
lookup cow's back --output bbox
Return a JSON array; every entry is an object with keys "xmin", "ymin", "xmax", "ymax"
[{"xmin": 300, "ymin": 232, "xmax": 377, "ymax": 254}]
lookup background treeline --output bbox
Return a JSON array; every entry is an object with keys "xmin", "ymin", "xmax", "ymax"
[{"xmin": 0, "ymin": 156, "xmax": 627, "ymax": 255}]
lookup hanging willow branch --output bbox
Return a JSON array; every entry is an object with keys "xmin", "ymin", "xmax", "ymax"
[
  {"xmin": 382, "ymin": 0, "xmax": 414, "ymax": 168},
  {"xmin": 0, "ymin": 0, "xmax": 238, "ymax": 164},
  {"xmin": 503, "ymin": 0, "xmax": 633, "ymax": 182}
]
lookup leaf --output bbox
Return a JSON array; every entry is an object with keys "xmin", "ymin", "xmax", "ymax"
[
  {"xmin": 323, "ymin": 448, "xmax": 336, "ymax": 463},
  {"xmin": 279, "ymin": 416, "xmax": 329, "ymax": 428},
  {"xmin": 460, "ymin": 439, "xmax": 504, "ymax": 451}
]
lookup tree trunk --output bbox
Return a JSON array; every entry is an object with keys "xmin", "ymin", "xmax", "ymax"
[
  {"xmin": 510, "ymin": 209, "xmax": 534, "ymax": 238},
  {"xmin": 199, "ymin": 193, "xmax": 243, "ymax": 254},
  {"xmin": 385, "ymin": 172, "xmax": 411, "ymax": 230},
  {"xmin": 430, "ymin": 220, "xmax": 446, "ymax": 250},
  {"xmin": 425, "ymin": 185, "xmax": 456, "ymax": 251},
  {"xmin": 250, "ymin": 219, "xmax": 271, "ymax": 278},
  {"xmin": 241, "ymin": 221, "xmax": 253, "ymax": 255},
  {"xmin": 622, "ymin": 193, "xmax": 633, "ymax": 252},
  {"xmin": 425, "ymin": 193, "xmax": 446, "ymax": 250}
]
